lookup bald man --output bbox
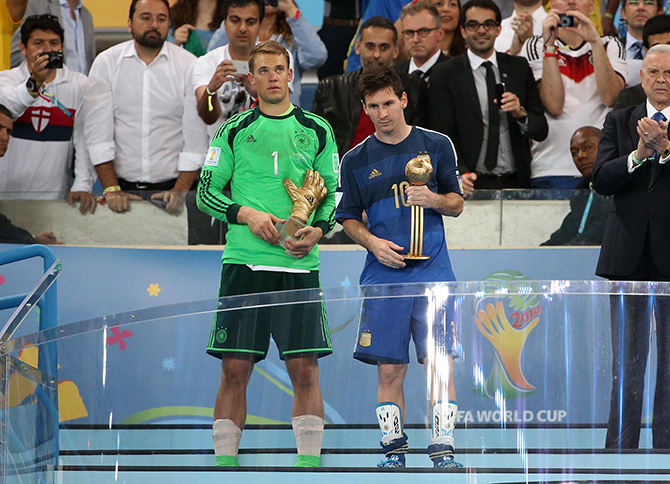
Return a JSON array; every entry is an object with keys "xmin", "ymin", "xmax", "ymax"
[{"xmin": 541, "ymin": 126, "xmax": 612, "ymax": 246}]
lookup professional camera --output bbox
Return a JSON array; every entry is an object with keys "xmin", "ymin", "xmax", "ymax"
[
  {"xmin": 558, "ymin": 14, "xmax": 575, "ymax": 28},
  {"xmin": 45, "ymin": 50, "xmax": 64, "ymax": 69}
]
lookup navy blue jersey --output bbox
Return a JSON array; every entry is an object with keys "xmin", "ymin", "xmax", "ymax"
[{"xmin": 336, "ymin": 127, "xmax": 462, "ymax": 285}]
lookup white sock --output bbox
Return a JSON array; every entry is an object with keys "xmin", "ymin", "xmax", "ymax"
[
  {"xmin": 213, "ymin": 419, "xmax": 242, "ymax": 457},
  {"xmin": 291, "ymin": 414, "xmax": 324, "ymax": 457},
  {"xmin": 431, "ymin": 400, "xmax": 457, "ymax": 449}
]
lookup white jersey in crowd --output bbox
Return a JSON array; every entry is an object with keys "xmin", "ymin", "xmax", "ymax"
[
  {"xmin": 83, "ymin": 40, "xmax": 208, "ymax": 184},
  {"xmin": 495, "ymin": 6, "xmax": 548, "ymax": 54},
  {"xmin": 522, "ymin": 35, "xmax": 626, "ymax": 178},
  {"xmin": 192, "ymin": 43, "xmax": 294, "ymax": 139},
  {"xmin": 0, "ymin": 62, "xmax": 95, "ymax": 199}
]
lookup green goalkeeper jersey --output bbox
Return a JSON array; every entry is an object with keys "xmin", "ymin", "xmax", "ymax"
[{"xmin": 196, "ymin": 105, "xmax": 339, "ymax": 270}]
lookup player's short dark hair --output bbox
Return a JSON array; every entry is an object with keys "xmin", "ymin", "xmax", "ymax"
[
  {"xmin": 129, "ymin": 0, "xmax": 171, "ymax": 19},
  {"xmin": 20, "ymin": 14, "xmax": 64, "ymax": 45},
  {"xmin": 359, "ymin": 16, "xmax": 398, "ymax": 46},
  {"xmin": 622, "ymin": 0, "xmax": 663, "ymax": 12},
  {"xmin": 460, "ymin": 0, "xmax": 502, "ymax": 26},
  {"xmin": 400, "ymin": 1, "xmax": 442, "ymax": 28},
  {"xmin": 0, "ymin": 104, "xmax": 12, "ymax": 119},
  {"xmin": 249, "ymin": 40, "xmax": 290, "ymax": 72},
  {"xmin": 222, "ymin": 0, "xmax": 265, "ymax": 23},
  {"xmin": 643, "ymin": 14, "xmax": 670, "ymax": 49},
  {"xmin": 359, "ymin": 66, "xmax": 404, "ymax": 103}
]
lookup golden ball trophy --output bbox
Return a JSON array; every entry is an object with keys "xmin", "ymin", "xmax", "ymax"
[
  {"xmin": 276, "ymin": 169, "xmax": 328, "ymax": 253},
  {"xmin": 405, "ymin": 155, "xmax": 433, "ymax": 260}
]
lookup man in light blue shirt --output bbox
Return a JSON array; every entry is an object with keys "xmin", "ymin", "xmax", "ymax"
[{"xmin": 10, "ymin": 0, "xmax": 95, "ymax": 74}]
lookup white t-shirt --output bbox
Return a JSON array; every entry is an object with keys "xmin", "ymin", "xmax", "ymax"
[
  {"xmin": 495, "ymin": 7, "xmax": 548, "ymax": 54},
  {"xmin": 192, "ymin": 44, "xmax": 295, "ymax": 139},
  {"xmin": 522, "ymin": 35, "xmax": 626, "ymax": 178},
  {"xmin": 0, "ymin": 62, "xmax": 95, "ymax": 199}
]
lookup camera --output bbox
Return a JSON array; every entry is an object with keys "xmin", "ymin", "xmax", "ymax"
[
  {"xmin": 264, "ymin": 0, "xmax": 278, "ymax": 6},
  {"xmin": 558, "ymin": 14, "xmax": 575, "ymax": 28},
  {"xmin": 44, "ymin": 50, "xmax": 64, "ymax": 69}
]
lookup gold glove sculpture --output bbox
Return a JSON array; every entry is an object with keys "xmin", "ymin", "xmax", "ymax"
[{"xmin": 276, "ymin": 169, "xmax": 328, "ymax": 250}]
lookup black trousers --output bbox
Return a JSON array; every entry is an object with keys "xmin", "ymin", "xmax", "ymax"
[{"xmin": 606, "ymin": 228, "xmax": 670, "ymax": 449}]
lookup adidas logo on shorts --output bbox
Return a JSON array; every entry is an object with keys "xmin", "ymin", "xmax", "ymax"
[{"xmin": 369, "ymin": 168, "xmax": 382, "ymax": 179}]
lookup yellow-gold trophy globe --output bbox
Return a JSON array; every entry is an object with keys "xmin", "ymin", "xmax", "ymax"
[{"xmin": 405, "ymin": 155, "xmax": 433, "ymax": 260}]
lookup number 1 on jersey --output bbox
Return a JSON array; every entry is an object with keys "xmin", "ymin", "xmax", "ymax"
[{"xmin": 272, "ymin": 151, "xmax": 279, "ymax": 176}]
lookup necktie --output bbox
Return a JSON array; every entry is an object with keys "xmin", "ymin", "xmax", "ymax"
[
  {"xmin": 650, "ymin": 112, "xmax": 666, "ymax": 180},
  {"xmin": 482, "ymin": 61, "xmax": 500, "ymax": 171},
  {"xmin": 631, "ymin": 41, "xmax": 644, "ymax": 60},
  {"xmin": 652, "ymin": 111, "xmax": 667, "ymax": 124},
  {"xmin": 410, "ymin": 69, "xmax": 426, "ymax": 79}
]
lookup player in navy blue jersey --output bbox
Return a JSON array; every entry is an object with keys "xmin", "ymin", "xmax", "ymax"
[{"xmin": 336, "ymin": 66, "xmax": 465, "ymax": 469}]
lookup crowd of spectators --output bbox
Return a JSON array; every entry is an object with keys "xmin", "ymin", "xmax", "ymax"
[{"xmin": 2, "ymin": 0, "xmax": 670, "ymax": 246}]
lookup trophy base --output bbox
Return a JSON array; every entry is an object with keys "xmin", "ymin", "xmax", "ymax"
[
  {"xmin": 275, "ymin": 216, "xmax": 305, "ymax": 255},
  {"xmin": 404, "ymin": 254, "xmax": 430, "ymax": 260}
]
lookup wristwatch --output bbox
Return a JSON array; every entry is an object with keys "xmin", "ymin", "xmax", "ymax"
[
  {"xmin": 662, "ymin": 142, "xmax": 670, "ymax": 159},
  {"xmin": 26, "ymin": 77, "xmax": 39, "ymax": 95},
  {"xmin": 517, "ymin": 106, "xmax": 528, "ymax": 123}
]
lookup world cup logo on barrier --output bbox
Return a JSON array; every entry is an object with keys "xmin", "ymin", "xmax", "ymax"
[{"xmin": 474, "ymin": 270, "xmax": 541, "ymax": 400}]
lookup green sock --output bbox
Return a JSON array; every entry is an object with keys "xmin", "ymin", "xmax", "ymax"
[
  {"xmin": 215, "ymin": 455, "xmax": 239, "ymax": 467},
  {"xmin": 295, "ymin": 455, "xmax": 320, "ymax": 467}
]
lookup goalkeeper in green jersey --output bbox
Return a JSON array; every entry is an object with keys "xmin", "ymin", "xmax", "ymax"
[{"xmin": 196, "ymin": 40, "xmax": 339, "ymax": 468}]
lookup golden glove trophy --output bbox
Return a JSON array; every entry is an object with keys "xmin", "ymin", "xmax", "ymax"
[
  {"xmin": 405, "ymin": 155, "xmax": 433, "ymax": 260},
  {"xmin": 276, "ymin": 169, "xmax": 328, "ymax": 251}
]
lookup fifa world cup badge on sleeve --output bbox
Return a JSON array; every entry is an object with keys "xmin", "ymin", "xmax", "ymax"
[
  {"xmin": 276, "ymin": 169, "xmax": 328, "ymax": 253},
  {"xmin": 205, "ymin": 147, "xmax": 221, "ymax": 167}
]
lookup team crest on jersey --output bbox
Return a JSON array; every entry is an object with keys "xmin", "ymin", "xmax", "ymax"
[
  {"xmin": 359, "ymin": 330, "xmax": 372, "ymax": 347},
  {"xmin": 205, "ymin": 147, "xmax": 221, "ymax": 166},
  {"xmin": 31, "ymin": 107, "xmax": 51, "ymax": 133},
  {"xmin": 294, "ymin": 132, "xmax": 310, "ymax": 149}
]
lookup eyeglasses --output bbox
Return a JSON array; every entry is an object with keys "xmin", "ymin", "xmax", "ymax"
[
  {"xmin": 463, "ymin": 20, "xmax": 499, "ymax": 32},
  {"xmin": 27, "ymin": 14, "xmax": 60, "ymax": 22},
  {"xmin": 401, "ymin": 27, "xmax": 440, "ymax": 39}
]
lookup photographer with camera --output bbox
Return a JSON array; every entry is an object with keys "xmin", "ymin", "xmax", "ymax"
[
  {"xmin": 0, "ymin": 14, "xmax": 97, "ymax": 212},
  {"xmin": 520, "ymin": 0, "xmax": 626, "ymax": 190}
]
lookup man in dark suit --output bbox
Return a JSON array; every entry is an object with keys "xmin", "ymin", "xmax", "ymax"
[
  {"xmin": 592, "ymin": 43, "xmax": 670, "ymax": 450},
  {"xmin": 429, "ymin": 0, "xmax": 547, "ymax": 195},
  {"xmin": 395, "ymin": 1, "xmax": 449, "ymax": 84}
]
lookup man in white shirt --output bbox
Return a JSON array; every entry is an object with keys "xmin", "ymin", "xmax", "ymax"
[
  {"xmin": 620, "ymin": 0, "xmax": 663, "ymax": 87},
  {"xmin": 194, "ymin": 0, "xmax": 289, "ymax": 140},
  {"xmin": 495, "ymin": 0, "xmax": 548, "ymax": 55},
  {"xmin": 521, "ymin": 0, "xmax": 626, "ymax": 189},
  {"xmin": 394, "ymin": 1, "xmax": 447, "ymax": 84},
  {"xmin": 10, "ymin": 0, "xmax": 96, "ymax": 75},
  {"xmin": 0, "ymin": 14, "xmax": 96, "ymax": 212},
  {"xmin": 83, "ymin": 0, "xmax": 207, "ymax": 214}
]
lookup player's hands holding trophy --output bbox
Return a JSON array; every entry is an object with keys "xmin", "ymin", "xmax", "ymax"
[{"xmin": 277, "ymin": 169, "xmax": 328, "ymax": 258}]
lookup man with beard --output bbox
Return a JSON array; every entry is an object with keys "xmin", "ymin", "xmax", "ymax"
[{"xmin": 82, "ymin": 0, "xmax": 207, "ymax": 214}]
